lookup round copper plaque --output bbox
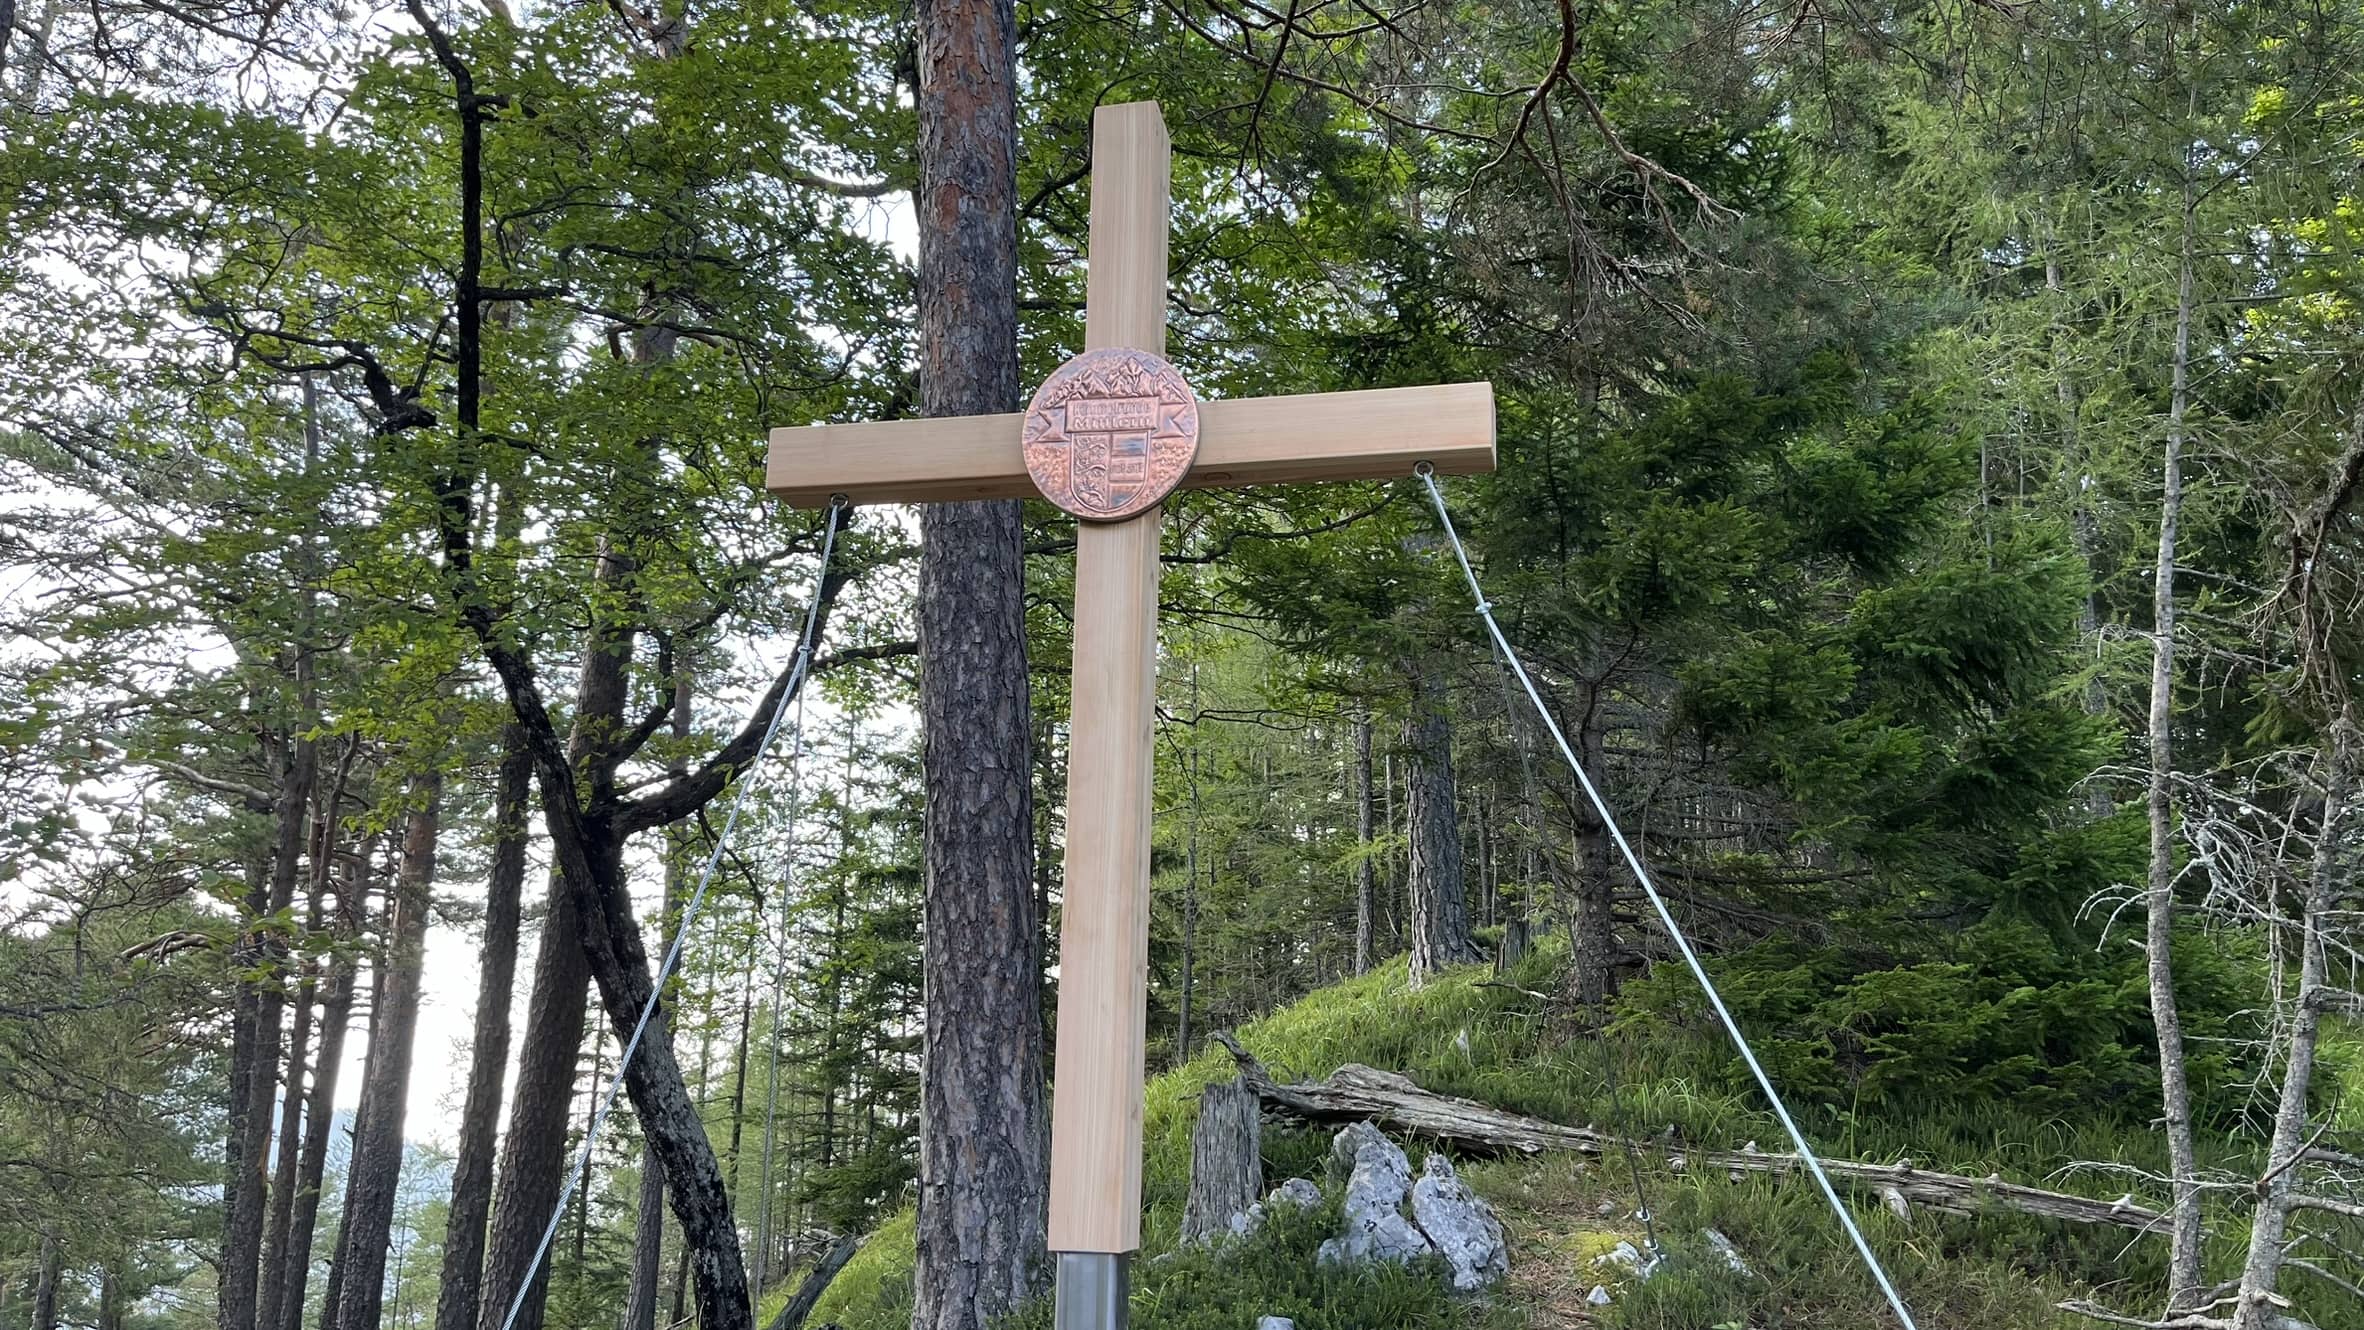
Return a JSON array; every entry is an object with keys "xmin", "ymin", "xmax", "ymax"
[{"xmin": 1021, "ymin": 347, "xmax": 1201, "ymax": 522}]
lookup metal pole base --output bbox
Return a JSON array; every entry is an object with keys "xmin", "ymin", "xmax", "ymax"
[{"xmin": 1052, "ymin": 1252, "xmax": 1129, "ymax": 1330}]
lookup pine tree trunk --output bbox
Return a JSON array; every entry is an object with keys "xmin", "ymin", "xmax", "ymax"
[
  {"xmin": 227, "ymin": 701, "xmax": 314, "ymax": 1330},
  {"xmin": 575, "ymin": 1040, "xmax": 602, "ymax": 1267},
  {"xmin": 222, "ymin": 876, "xmax": 266, "ymax": 1330},
  {"xmin": 2148, "ymin": 146, "xmax": 2205, "ymax": 1314},
  {"xmin": 1406, "ymin": 666, "xmax": 1478, "ymax": 987},
  {"xmin": 435, "ymin": 731, "xmax": 533, "ymax": 1330},
  {"xmin": 29, "ymin": 1233, "xmax": 59, "ymax": 1330},
  {"xmin": 261, "ymin": 366, "xmax": 333, "ymax": 1330},
  {"xmin": 1354, "ymin": 710, "xmax": 1376, "ymax": 976},
  {"xmin": 327, "ymin": 772, "xmax": 441, "ymax": 1330},
  {"xmin": 1569, "ymin": 693, "xmax": 1619, "ymax": 1007},
  {"xmin": 909, "ymin": 0, "xmax": 1050, "ymax": 1313},
  {"xmin": 97, "ymin": 1267, "xmax": 122, "ymax": 1330},
  {"xmin": 2043, "ymin": 231, "xmax": 2115, "ymax": 817},
  {"xmin": 257, "ymin": 891, "xmax": 318, "ymax": 1330},
  {"xmin": 278, "ymin": 831, "xmax": 366, "ymax": 1330}
]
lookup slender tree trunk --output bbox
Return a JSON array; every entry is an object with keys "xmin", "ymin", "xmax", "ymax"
[
  {"xmin": 1354, "ymin": 709, "xmax": 1377, "ymax": 976},
  {"xmin": 435, "ymin": 731, "xmax": 533, "ymax": 1330},
  {"xmin": 258, "ymin": 891, "xmax": 318, "ymax": 1330},
  {"xmin": 2147, "ymin": 149, "xmax": 2206, "ymax": 1313},
  {"xmin": 753, "ymin": 877, "xmax": 791, "ymax": 1288},
  {"xmin": 98, "ymin": 1267, "xmax": 123, "ymax": 1330},
  {"xmin": 910, "ymin": 0, "xmax": 1050, "ymax": 1313},
  {"xmin": 222, "ymin": 877, "xmax": 267, "ymax": 1330},
  {"xmin": 1566, "ymin": 678, "xmax": 1622, "ymax": 1006},
  {"xmin": 262, "ymin": 384, "xmax": 332, "ymax": 1330},
  {"xmin": 2233, "ymin": 724, "xmax": 2355, "ymax": 1328},
  {"xmin": 475, "ymin": 650, "xmax": 617, "ymax": 1330},
  {"xmin": 1381, "ymin": 753, "xmax": 1401, "ymax": 952},
  {"xmin": 327, "ymin": 772, "xmax": 442, "ymax": 1330},
  {"xmin": 1405, "ymin": 666, "xmax": 1478, "ymax": 987},
  {"xmin": 2044, "ymin": 232, "xmax": 2115, "ymax": 814},
  {"xmin": 29, "ymin": 1234, "xmax": 59, "ymax": 1330},
  {"xmin": 1177, "ymin": 659, "xmax": 1199, "ymax": 1061},
  {"xmin": 279, "ymin": 826, "xmax": 365, "ymax": 1330},
  {"xmin": 228, "ymin": 698, "xmax": 314, "ymax": 1330},
  {"xmin": 576, "ymin": 1040, "xmax": 602, "ymax": 1266},
  {"xmin": 725, "ymin": 935, "xmax": 754, "ymax": 1179},
  {"xmin": 629, "ymin": 678, "xmax": 693, "ymax": 1330}
]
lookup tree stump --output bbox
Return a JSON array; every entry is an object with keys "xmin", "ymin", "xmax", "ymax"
[
  {"xmin": 1181, "ymin": 1074, "xmax": 1263, "ymax": 1243},
  {"xmin": 1496, "ymin": 915, "xmax": 1534, "ymax": 973}
]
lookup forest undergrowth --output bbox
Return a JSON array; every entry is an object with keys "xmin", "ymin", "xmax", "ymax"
[{"xmin": 808, "ymin": 939, "xmax": 2352, "ymax": 1329}]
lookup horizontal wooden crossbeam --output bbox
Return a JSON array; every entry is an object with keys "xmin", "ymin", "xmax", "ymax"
[{"xmin": 766, "ymin": 381, "xmax": 1495, "ymax": 508}]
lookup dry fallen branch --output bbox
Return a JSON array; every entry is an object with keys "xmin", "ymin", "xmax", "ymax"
[{"xmin": 1211, "ymin": 1032, "xmax": 2170, "ymax": 1233}]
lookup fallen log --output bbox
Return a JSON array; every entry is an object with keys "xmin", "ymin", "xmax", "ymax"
[
  {"xmin": 762, "ymin": 1233, "xmax": 858, "ymax": 1330},
  {"xmin": 1210, "ymin": 1031, "xmax": 2166, "ymax": 1234}
]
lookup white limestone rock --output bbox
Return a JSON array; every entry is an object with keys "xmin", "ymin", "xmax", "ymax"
[
  {"xmin": 1226, "ymin": 1204, "xmax": 1263, "ymax": 1239},
  {"xmin": 1256, "ymin": 1318, "xmax": 1297, "ymax": 1330},
  {"xmin": 1701, "ymin": 1227, "xmax": 1753, "ymax": 1278},
  {"xmin": 1407, "ymin": 1154, "xmax": 1508, "ymax": 1291},
  {"xmin": 1230, "ymin": 1175, "xmax": 1325, "ymax": 1240},
  {"xmin": 1316, "ymin": 1208, "xmax": 1435, "ymax": 1268},
  {"xmin": 1316, "ymin": 1123, "xmax": 1434, "ymax": 1268},
  {"xmin": 1267, "ymin": 1177, "xmax": 1322, "ymax": 1212}
]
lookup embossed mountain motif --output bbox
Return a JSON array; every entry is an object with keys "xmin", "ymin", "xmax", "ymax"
[{"xmin": 1022, "ymin": 347, "xmax": 1201, "ymax": 520}]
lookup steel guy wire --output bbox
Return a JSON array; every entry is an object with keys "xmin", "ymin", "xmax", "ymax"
[
  {"xmin": 497, "ymin": 496, "xmax": 849, "ymax": 1330},
  {"xmin": 1414, "ymin": 465, "xmax": 1922, "ymax": 1330},
  {"xmin": 1481, "ymin": 630, "xmax": 1660, "ymax": 1257}
]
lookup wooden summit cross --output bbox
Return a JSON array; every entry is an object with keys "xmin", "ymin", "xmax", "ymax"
[{"xmin": 766, "ymin": 100, "xmax": 1493, "ymax": 1324}]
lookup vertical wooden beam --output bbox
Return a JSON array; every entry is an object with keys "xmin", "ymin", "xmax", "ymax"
[{"xmin": 1048, "ymin": 100, "xmax": 1168, "ymax": 1256}]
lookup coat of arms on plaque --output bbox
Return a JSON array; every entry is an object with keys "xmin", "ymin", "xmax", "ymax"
[{"xmin": 1021, "ymin": 347, "xmax": 1201, "ymax": 521}]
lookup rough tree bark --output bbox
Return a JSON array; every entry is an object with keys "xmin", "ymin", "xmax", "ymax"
[
  {"xmin": 434, "ymin": 731, "xmax": 532, "ymax": 1330},
  {"xmin": 1180, "ymin": 1077, "xmax": 1263, "ymax": 1243},
  {"xmin": 325, "ymin": 772, "xmax": 442, "ymax": 1330},
  {"xmin": 1405, "ymin": 665, "xmax": 1479, "ymax": 987},
  {"xmin": 909, "ymin": 0, "xmax": 1050, "ymax": 1316}
]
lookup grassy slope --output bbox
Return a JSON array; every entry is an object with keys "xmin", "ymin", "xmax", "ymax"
[{"xmin": 801, "ymin": 950, "xmax": 2357, "ymax": 1330}]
